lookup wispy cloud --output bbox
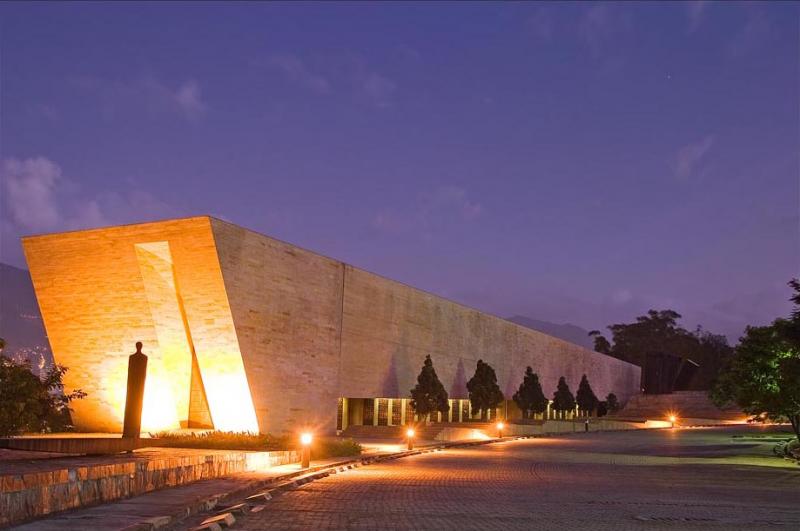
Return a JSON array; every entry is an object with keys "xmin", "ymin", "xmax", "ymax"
[
  {"xmin": 727, "ymin": 7, "xmax": 771, "ymax": 58},
  {"xmin": 674, "ymin": 135, "xmax": 715, "ymax": 180},
  {"xmin": 1, "ymin": 156, "xmax": 177, "ymax": 264},
  {"xmin": 372, "ymin": 185, "xmax": 483, "ymax": 238},
  {"xmin": 578, "ymin": 4, "xmax": 633, "ymax": 57},
  {"xmin": 258, "ymin": 51, "xmax": 397, "ymax": 108},
  {"xmin": 72, "ymin": 74, "xmax": 207, "ymax": 121},
  {"xmin": 686, "ymin": 1, "xmax": 710, "ymax": 33},
  {"xmin": 360, "ymin": 71, "xmax": 397, "ymax": 108},
  {"xmin": 2, "ymin": 157, "xmax": 63, "ymax": 232},
  {"xmin": 174, "ymin": 80, "xmax": 206, "ymax": 118},
  {"xmin": 261, "ymin": 53, "xmax": 331, "ymax": 94}
]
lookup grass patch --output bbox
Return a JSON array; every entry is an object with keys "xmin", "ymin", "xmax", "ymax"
[
  {"xmin": 317, "ymin": 437, "xmax": 362, "ymax": 457},
  {"xmin": 150, "ymin": 431, "xmax": 362, "ymax": 458},
  {"xmin": 151, "ymin": 431, "xmax": 284, "ymax": 451}
]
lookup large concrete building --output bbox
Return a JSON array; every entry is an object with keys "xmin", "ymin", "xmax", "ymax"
[{"xmin": 22, "ymin": 217, "xmax": 640, "ymax": 435}]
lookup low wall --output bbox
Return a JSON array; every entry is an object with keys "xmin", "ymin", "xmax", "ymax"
[
  {"xmin": 0, "ymin": 448, "xmax": 298, "ymax": 527},
  {"xmin": 434, "ymin": 427, "xmax": 493, "ymax": 442},
  {"xmin": 504, "ymin": 418, "xmax": 671, "ymax": 436}
]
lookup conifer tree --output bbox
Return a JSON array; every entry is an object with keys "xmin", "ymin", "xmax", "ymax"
[
  {"xmin": 467, "ymin": 359, "xmax": 504, "ymax": 420},
  {"xmin": 552, "ymin": 376, "xmax": 576, "ymax": 418},
  {"xmin": 605, "ymin": 393, "xmax": 620, "ymax": 413},
  {"xmin": 512, "ymin": 366, "xmax": 548, "ymax": 419},
  {"xmin": 575, "ymin": 374, "xmax": 599, "ymax": 415},
  {"xmin": 410, "ymin": 355, "xmax": 449, "ymax": 422}
]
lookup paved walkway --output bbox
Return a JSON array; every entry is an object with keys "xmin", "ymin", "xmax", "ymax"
[
  {"xmin": 8, "ymin": 456, "xmax": 347, "ymax": 531},
  {"xmin": 7, "ymin": 438, "xmax": 440, "ymax": 530},
  {"xmin": 217, "ymin": 426, "xmax": 800, "ymax": 531}
]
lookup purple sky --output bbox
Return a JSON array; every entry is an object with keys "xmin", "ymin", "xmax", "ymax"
[{"xmin": 1, "ymin": 2, "xmax": 797, "ymax": 341}]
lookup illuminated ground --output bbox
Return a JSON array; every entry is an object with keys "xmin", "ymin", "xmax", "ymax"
[{"xmin": 231, "ymin": 425, "xmax": 800, "ymax": 531}]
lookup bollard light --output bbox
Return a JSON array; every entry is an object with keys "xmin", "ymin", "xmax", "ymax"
[
  {"xmin": 300, "ymin": 432, "xmax": 312, "ymax": 468},
  {"xmin": 406, "ymin": 427, "xmax": 415, "ymax": 451},
  {"xmin": 497, "ymin": 421, "xmax": 505, "ymax": 438},
  {"xmin": 669, "ymin": 414, "xmax": 677, "ymax": 429}
]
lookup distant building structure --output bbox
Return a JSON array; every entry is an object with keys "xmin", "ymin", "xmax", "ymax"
[{"xmin": 22, "ymin": 217, "xmax": 640, "ymax": 434}]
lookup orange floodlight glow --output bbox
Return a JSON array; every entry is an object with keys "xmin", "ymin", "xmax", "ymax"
[{"xmin": 300, "ymin": 432, "xmax": 313, "ymax": 446}]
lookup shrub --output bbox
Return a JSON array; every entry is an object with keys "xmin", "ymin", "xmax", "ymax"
[
  {"xmin": 606, "ymin": 393, "xmax": 620, "ymax": 413},
  {"xmin": 151, "ymin": 431, "xmax": 283, "ymax": 450},
  {"xmin": 150, "ymin": 431, "xmax": 362, "ymax": 458},
  {"xmin": 0, "ymin": 355, "xmax": 85, "ymax": 436}
]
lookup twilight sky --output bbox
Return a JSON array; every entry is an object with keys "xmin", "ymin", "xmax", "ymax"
[{"xmin": 1, "ymin": 2, "xmax": 797, "ymax": 342}]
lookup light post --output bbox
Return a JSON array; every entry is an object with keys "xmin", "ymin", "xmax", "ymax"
[
  {"xmin": 300, "ymin": 432, "xmax": 312, "ymax": 468},
  {"xmin": 406, "ymin": 427, "xmax": 415, "ymax": 451},
  {"xmin": 496, "ymin": 421, "xmax": 505, "ymax": 439},
  {"xmin": 669, "ymin": 415, "xmax": 677, "ymax": 429}
]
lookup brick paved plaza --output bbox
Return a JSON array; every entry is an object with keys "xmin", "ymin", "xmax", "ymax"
[{"xmin": 229, "ymin": 426, "xmax": 800, "ymax": 531}]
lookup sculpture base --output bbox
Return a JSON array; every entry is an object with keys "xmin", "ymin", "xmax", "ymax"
[{"xmin": 0, "ymin": 437, "xmax": 151, "ymax": 455}]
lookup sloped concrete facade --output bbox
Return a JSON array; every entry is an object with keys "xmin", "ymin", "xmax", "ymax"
[{"xmin": 23, "ymin": 216, "xmax": 640, "ymax": 435}]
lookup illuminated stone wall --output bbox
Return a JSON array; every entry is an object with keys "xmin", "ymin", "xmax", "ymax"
[
  {"xmin": 23, "ymin": 216, "xmax": 640, "ymax": 435},
  {"xmin": 22, "ymin": 218, "xmax": 258, "ymax": 433}
]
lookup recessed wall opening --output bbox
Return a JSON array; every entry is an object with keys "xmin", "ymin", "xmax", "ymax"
[
  {"xmin": 135, "ymin": 241, "xmax": 214, "ymax": 431},
  {"xmin": 337, "ymin": 397, "xmax": 585, "ymax": 431}
]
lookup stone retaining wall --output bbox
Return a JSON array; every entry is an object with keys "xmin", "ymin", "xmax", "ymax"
[
  {"xmin": 0, "ymin": 448, "xmax": 298, "ymax": 527},
  {"xmin": 504, "ymin": 419, "xmax": 672, "ymax": 436}
]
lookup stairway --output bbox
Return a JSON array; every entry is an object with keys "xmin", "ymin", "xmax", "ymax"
[
  {"xmin": 614, "ymin": 391, "xmax": 744, "ymax": 421},
  {"xmin": 342, "ymin": 422, "xmax": 494, "ymax": 441}
]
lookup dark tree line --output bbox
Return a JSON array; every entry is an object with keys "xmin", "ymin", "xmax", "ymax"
[
  {"xmin": 411, "ymin": 355, "xmax": 620, "ymax": 422},
  {"xmin": 589, "ymin": 310, "xmax": 733, "ymax": 391},
  {"xmin": 410, "ymin": 357, "xmax": 505, "ymax": 422}
]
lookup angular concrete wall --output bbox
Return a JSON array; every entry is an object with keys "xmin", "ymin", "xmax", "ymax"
[
  {"xmin": 210, "ymin": 219, "xmax": 345, "ymax": 435},
  {"xmin": 339, "ymin": 265, "xmax": 639, "ymax": 409},
  {"xmin": 23, "ymin": 216, "xmax": 640, "ymax": 435},
  {"xmin": 22, "ymin": 218, "xmax": 257, "ymax": 433},
  {"xmin": 207, "ymin": 218, "xmax": 640, "ymax": 434}
]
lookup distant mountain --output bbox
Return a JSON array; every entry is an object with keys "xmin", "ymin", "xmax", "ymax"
[
  {"xmin": 0, "ymin": 262, "xmax": 53, "ymax": 374},
  {"xmin": 506, "ymin": 315, "xmax": 594, "ymax": 350}
]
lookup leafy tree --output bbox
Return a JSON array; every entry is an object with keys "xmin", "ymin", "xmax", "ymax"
[
  {"xmin": 588, "ymin": 330, "xmax": 611, "ymax": 354},
  {"xmin": 711, "ymin": 280, "xmax": 800, "ymax": 439},
  {"xmin": 597, "ymin": 401, "xmax": 608, "ymax": 417},
  {"xmin": 575, "ymin": 374, "xmax": 599, "ymax": 415},
  {"xmin": 605, "ymin": 392, "xmax": 620, "ymax": 413},
  {"xmin": 552, "ymin": 376, "xmax": 576, "ymax": 417},
  {"xmin": 409, "ymin": 355, "xmax": 449, "ymax": 422},
  {"xmin": 606, "ymin": 310, "xmax": 694, "ymax": 368},
  {"xmin": 590, "ymin": 311, "xmax": 733, "ymax": 390},
  {"xmin": 467, "ymin": 359, "xmax": 504, "ymax": 420},
  {"xmin": 512, "ymin": 367, "xmax": 548, "ymax": 419},
  {"xmin": 0, "ymin": 356, "xmax": 86, "ymax": 436}
]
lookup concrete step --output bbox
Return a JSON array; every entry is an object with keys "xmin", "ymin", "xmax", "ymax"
[{"xmin": 617, "ymin": 391, "xmax": 744, "ymax": 421}]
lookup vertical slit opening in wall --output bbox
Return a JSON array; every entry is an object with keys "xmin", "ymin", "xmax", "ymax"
[
  {"xmin": 135, "ymin": 241, "xmax": 214, "ymax": 431},
  {"xmin": 171, "ymin": 263, "xmax": 214, "ymax": 430}
]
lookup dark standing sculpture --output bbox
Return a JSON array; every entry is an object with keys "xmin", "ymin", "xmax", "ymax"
[{"xmin": 122, "ymin": 342, "xmax": 148, "ymax": 438}]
